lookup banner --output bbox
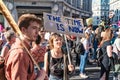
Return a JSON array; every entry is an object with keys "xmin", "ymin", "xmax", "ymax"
[{"xmin": 43, "ymin": 12, "xmax": 84, "ymax": 37}]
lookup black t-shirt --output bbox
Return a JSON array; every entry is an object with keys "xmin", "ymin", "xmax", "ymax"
[{"xmin": 49, "ymin": 56, "xmax": 64, "ymax": 78}]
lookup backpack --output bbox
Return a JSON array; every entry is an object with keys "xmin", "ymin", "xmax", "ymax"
[
  {"xmin": 96, "ymin": 47, "xmax": 104, "ymax": 60},
  {"xmin": 74, "ymin": 42, "xmax": 85, "ymax": 54},
  {"xmin": 96, "ymin": 47, "xmax": 106, "ymax": 66}
]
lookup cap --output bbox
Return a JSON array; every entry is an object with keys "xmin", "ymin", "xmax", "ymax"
[{"xmin": 86, "ymin": 18, "xmax": 93, "ymax": 26}]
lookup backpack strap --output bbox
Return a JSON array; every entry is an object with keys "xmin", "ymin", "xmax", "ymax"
[
  {"xmin": 47, "ymin": 51, "xmax": 51, "ymax": 64},
  {"xmin": 97, "ymin": 47, "xmax": 107, "ymax": 61},
  {"xmin": 47, "ymin": 51, "xmax": 51, "ymax": 76}
]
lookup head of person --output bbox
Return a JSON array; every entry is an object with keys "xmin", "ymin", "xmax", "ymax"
[
  {"xmin": 104, "ymin": 28, "xmax": 113, "ymax": 41},
  {"xmin": 86, "ymin": 18, "xmax": 93, "ymax": 28},
  {"xmin": 39, "ymin": 27, "xmax": 45, "ymax": 38},
  {"xmin": 4, "ymin": 30, "xmax": 16, "ymax": 43},
  {"xmin": 18, "ymin": 14, "xmax": 42, "ymax": 41},
  {"xmin": 49, "ymin": 33, "xmax": 63, "ymax": 50},
  {"xmin": 84, "ymin": 29, "xmax": 90, "ymax": 39},
  {"xmin": 5, "ymin": 27, "xmax": 11, "ymax": 32},
  {"xmin": 32, "ymin": 35, "xmax": 41, "ymax": 47}
]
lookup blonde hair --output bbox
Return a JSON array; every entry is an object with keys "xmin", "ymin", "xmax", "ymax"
[
  {"xmin": 104, "ymin": 28, "xmax": 113, "ymax": 40},
  {"xmin": 49, "ymin": 33, "xmax": 62, "ymax": 49},
  {"xmin": 99, "ymin": 28, "xmax": 113, "ymax": 46}
]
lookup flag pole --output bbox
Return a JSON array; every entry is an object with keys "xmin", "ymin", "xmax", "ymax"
[{"xmin": 64, "ymin": 35, "xmax": 72, "ymax": 64}]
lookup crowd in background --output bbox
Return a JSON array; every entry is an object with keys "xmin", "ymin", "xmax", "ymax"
[{"xmin": 0, "ymin": 14, "xmax": 120, "ymax": 80}]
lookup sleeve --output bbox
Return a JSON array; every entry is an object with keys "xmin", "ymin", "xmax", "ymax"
[
  {"xmin": 12, "ymin": 52, "xmax": 27, "ymax": 80},
  {"xmin": 7, "ymin": 50, "xmax": 29, "ymax": 80}
]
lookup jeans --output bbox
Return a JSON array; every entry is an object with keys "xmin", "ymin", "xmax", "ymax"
[
  {"xmin": 92, "ymin": 47, "xmax": 97, "ymax": 60},
  {"xmin": 92, "ymin": 40, "xmax": 98, "ymax": 60},
  {"xmin": 79, "ymin": 51, "xmax": 89, "ymax": 74},
  {"xmin": 49, "ymin": 75, "xmax": 63, "ymax": 80}
]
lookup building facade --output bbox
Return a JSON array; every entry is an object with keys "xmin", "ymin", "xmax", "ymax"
[
  {"xmin": 109, "ymin": 0, "xmax": 120, "ymax": 23},
  {"xmin": 92, "ymin": 0, "xmax": 109, "ymax": 26},
  {"xmin": 0, "ymin": 0, "xmax": 92, "ymax": 27}
]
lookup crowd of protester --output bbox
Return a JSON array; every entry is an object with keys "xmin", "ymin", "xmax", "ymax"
[{"xmin": 0, "ymin": 13, "xmax": 120, "ymax": 80}]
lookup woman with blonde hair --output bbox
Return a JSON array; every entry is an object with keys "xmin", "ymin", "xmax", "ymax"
[
  {"xmin": 44, "ymin": 33, "xmax": 74, "ymax": 80},
  {"xmin": 99, "ymin": 27, "xmax": 114, "ymax": 80}
]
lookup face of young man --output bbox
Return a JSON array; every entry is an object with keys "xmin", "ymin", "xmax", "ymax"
[{"xmin": 24, "ymin": 21, "xmax": 40, "ymax": 41}]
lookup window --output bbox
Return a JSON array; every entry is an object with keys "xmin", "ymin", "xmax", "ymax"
[
  {"xmin": 72, "ymin": 0, "xmax": 76, "ymax": 7},
  {"xmin": 67, "ymin": 0, "xmax": 71, "ymax": 4},
  {"xmin": 77, "ymin": 0, "xmax": 80, "ymax": 8},
  {"xmin": 0, "ymin": 13, "xmax": 4, "ymax": 25}
]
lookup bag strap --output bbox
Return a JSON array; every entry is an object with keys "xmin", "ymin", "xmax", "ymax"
[
  {"xmin": 47, "ymin": 51, "xmax": 51, "ymax": 76},
  {"xmin": 47, "ymin": 51, "xmax": 51, "ymax": 64},
  {"xmin": 97, "ymin": 47, "xmax": 107, "ymax": 61}
]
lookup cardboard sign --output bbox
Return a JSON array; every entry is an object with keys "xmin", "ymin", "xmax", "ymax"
[{"xmin": 43, "ymin": 12, "xmax": 84, "ymax": 37}]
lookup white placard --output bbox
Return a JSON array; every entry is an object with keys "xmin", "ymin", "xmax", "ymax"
[{"xmin": 43, "ymin": 12, "xmax": 84, "ymax": 37}]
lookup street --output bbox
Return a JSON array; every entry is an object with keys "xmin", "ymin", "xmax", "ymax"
[
  {"xmin": 69, "ymin": 51, "xmax": 114, "ymax": 80},
  {"xmin": 69, "ymin": 63, "xmax": 113, "ymax": 80}
]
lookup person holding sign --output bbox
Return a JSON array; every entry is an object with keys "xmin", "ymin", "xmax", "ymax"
[{"xmin": 44, "ymin": 33, "xmax": 74, "ymax": 80}]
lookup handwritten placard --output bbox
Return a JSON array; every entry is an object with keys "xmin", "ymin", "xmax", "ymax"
[{"xmin": 43, "ymin": 12, "xmax": 84, "ymax": 37}]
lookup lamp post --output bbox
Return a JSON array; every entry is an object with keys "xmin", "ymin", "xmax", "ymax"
[
  {"xmin": 4, "ymin": 0, "xmax": 14, "ymax": 28},
  {"xmin": 7, "ymin": 2, "xmax": 14, "ymax": 11},
  {"xmin": 52, "ymin": 1, "xmax": 59, "ymax": 15}
]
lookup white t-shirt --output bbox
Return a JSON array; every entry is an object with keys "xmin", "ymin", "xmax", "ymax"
[
  {"xmin": 81, "ymin": 38, "xmax": 90, "ymax": 53},
  {"xmin": 45, "ymin": 32, "xmax": 51, "ymax": 41},
  {"xmin": 113, "ymin": 37, "xmax": 120, "ymax": 54}
]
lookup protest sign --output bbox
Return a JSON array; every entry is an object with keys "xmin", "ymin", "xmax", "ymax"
[{"xmin": 43, "ymin": 12, "xmax": 84, "ymax": 37}]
